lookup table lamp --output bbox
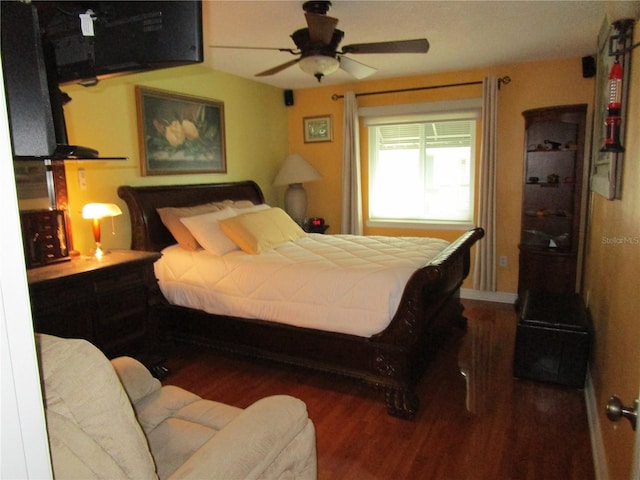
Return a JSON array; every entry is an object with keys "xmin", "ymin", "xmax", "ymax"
[
  {"xmin": 82, "ymin": 202, "xmax": 122, "ymax": 258},
  {"xmin": 273, "ymin": 153, "xmax": 322, "ymax": 225}
]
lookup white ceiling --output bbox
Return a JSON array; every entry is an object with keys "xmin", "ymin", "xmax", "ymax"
[{"xmin": 202, "ymin": 0, "xmax": 640, "ymax": 90}]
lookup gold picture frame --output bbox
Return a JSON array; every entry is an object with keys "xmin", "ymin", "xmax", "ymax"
[
  {"xmin": 136, "ymin": 86, "xmax": 226, "ymax": 176},
  {"xmin": 303, "ymin": 115, "xmax": 333, "ymax": 143}
]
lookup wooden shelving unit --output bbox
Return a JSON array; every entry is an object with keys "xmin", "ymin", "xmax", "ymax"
[{"xmin": 518, "ymin": 104, "xmax": 587, "ymax": 299}]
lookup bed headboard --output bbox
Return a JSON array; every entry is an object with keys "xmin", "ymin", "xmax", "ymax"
[{"xmin": 117, "ymin": 181, "xmax": 265, "ymax": 252}]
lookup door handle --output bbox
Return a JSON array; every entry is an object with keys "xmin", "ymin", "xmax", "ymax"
[{"xmin": 606, "ymin": 396, "xmax": 638, "ymax": 431}]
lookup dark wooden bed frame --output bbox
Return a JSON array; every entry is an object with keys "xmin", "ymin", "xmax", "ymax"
[{"xmin": 118, "ymin": 181, "xmax": 484, "ymax": 419}]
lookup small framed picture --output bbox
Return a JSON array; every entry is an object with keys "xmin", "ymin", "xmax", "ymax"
[
  {"xmin": 303, "ymin": 115, "xmax": 332, "ymax": 143},
  {"xmin": 136, "ymin": 86, "xmax": 226, "ymax": 176}
]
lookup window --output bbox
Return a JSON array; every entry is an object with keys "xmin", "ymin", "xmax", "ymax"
[{"xmin": 368, "ymin": 113, "xmax": 476, "ymax": 228}]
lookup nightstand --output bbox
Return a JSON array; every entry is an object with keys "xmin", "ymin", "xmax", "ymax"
[{"xmin": 28, "ymin": 250, "xmax": 163, "ymax": 362}]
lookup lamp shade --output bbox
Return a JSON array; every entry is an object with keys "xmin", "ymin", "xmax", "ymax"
[
  {"xmin": 82, "ymin": 203, "xmax": 122, "ymax": 219},
  {"xmin": 82, "ymin": 203, "xmax": 122, "ymax": 258},
  {"xmin": 273, "ymin": 154, "xmax": 322, "ymax": 186}
]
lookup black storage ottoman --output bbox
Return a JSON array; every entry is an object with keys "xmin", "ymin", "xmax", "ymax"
[{"xmin": 513, "ymin": 290, "xmax": 591, "ymax": 388}]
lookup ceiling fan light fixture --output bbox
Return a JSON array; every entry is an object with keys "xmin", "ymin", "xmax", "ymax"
[
  {"xmin": 298, "ymin": 54, "xmax": 339, "ymax": 81},
  {"xmin": 212, "ymin": 2, "xmax": 431, "ymax": 83}
]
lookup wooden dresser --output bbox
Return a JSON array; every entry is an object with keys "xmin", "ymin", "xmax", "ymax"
[{"xmin": 28, "ymin": 250, "xmax": 163, "ymax": 360}]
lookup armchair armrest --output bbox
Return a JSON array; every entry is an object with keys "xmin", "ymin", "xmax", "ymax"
[
  {"xmin": 111, "ymin": 356, "xmax": 162, "ymax": 404},
  {"xmin": 168, "ymin": 395, "xmax": 316, "ymax": 480}
]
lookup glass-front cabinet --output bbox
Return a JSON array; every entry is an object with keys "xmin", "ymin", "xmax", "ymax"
[{"xmin": 518, "ymin": 104, "xmax": 587, "ymax": 298}]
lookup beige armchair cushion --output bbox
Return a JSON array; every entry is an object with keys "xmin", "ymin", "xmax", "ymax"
[
  {"xmin": 112, "ymin": 356, "xmax": 317, "ymax": 480},
  {"xmin": 37, "ymin": 334, "xmax": 157, "ymax": 479},
  {"xmin": 38, "ymin": 334, "xmax": 317, "ymax": 480}
]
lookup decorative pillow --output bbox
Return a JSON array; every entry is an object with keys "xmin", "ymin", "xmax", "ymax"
[
  {"xmin": 157, "ymin": 200, "xmax": 265, "ymax": 250},
  {"xmin": 219, "ymin": 207, "xmax": 307, "ymax": 254},
  {"xmin": 157, "ymin": 202, "xmax": 222, "ymax": 250},
  {"xmin": 179, "ymin": 208, "xmax": 239, "ymax": 256}
]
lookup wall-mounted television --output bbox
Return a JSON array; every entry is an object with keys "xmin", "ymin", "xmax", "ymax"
[{"xmin": 35, "ymin": 1, "xmax": 203, "ymax": 86}]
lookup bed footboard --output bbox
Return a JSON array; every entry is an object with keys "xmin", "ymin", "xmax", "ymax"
[
  {"xmin": 373, "ymin": 227, "xmax": 484, "ymax": 417},
  {"xmin": 379, "ymin": 227, "xmax": 484, "ymax": 343}
]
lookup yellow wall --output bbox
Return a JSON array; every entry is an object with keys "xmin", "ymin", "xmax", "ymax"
[
  {"xmin": 583, "ymin": 24, "xmax": 640, "ymax": 479},
  {"xmin": 61, "ymin": 65, "xmax": 288, "ymax": 255},
  {"xmin": 61, "ymin": 57, "xmax": 594, "ymax": 294},
  {"xmin": 286, "ymin": 53, "xmax": 640, "ymax": 476},
  {"xmin": 60, "ymin": 53, "xmax": 640, "ymax": 475},
  {"xmin": 288, "ymin": 58, "xmax": 594, "ymax": 293}
]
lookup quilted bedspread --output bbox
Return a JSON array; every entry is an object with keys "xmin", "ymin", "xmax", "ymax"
[{"xmin": 154, "ymin": 234, "xmax": 450, "ymax": 337}]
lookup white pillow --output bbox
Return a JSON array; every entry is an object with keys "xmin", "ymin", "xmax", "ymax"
[{"xmin": 180, "ymin": 208, "xmax": 239, "ymax": 256}]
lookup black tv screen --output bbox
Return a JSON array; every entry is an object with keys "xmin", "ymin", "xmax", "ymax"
[{"xmin": 36, "ymin": 1, "xmax": 203, "ymax": 85}]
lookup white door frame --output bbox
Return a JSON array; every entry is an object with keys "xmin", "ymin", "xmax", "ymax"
[{"xmin": 0, "ymin": 55, "xmax": 53, "ymax": 479}]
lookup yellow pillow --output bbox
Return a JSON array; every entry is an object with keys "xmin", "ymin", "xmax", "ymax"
[{"xmin": 219, "ymin": 207, "xmax": 307, "ymax": 254}]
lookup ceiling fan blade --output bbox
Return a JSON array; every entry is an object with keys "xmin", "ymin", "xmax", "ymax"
[
  {"xmin": 342, "ymin": 38, "xmax": 429, "ymax": 54},
  {"xmin": 255, "ymin": 59, "xmax": 300, "ymax": 77},
  {"xmin": 338, "ymin": 55, "xmax": 377, "ymax": 79},
  {"xmin": 305, "ymin": 12, "xmax": 338, "ymax": 44},
  {"xmin": 210, "ymin": 45, "xmax": 298, "ymax": 54}
]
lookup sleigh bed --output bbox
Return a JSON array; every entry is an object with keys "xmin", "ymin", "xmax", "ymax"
[{"xmin": 118, "ymin": 181, "xmax": 484, "ymax": 419}]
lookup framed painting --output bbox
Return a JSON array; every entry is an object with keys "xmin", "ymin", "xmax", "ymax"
[
  {"xmin": 136, "ymin": 87, "xmax": 226, "ymax": 175},
  {"xmin": 303, "ymin": 115, "xmax": 332, "ymax": 143}
]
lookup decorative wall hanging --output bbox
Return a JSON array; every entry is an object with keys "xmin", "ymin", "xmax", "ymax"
[
  {"xmin": 303, "ymin": 115, "xmax": 333, "ymax": 143},
  {"xmin": 136, "ymin": 87, "xmax": 226, "ymax": 176},
  {"xmin": 590, "ymin": 18, "xmax": 634, "ymax": 200}
]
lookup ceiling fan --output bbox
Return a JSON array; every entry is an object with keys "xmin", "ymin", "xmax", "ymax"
[{"xmin": 210, "ymin": 1, "xmax": 430, "ymax": 82}]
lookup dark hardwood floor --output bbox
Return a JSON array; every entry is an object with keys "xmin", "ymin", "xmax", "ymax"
[{"xmin": 161, "ymin": 299, "xmax": 594, "ymax": 479}]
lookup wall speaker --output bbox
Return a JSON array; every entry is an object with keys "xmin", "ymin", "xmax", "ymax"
[
  {"xmin": 284, "ymin": 89, "xmax": 294, "ymax": 106},
  {"xmin": 582, "ymin": 56, "xmax": 596, "ymax": 78}
]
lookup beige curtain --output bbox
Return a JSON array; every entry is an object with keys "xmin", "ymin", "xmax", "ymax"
[
  {"xmin": 473, "ymin": 76, "xmax": 498, "ymax": 291},
  {"xmin": 341, "ymin": 91, "xmax": 363, "ymax": 235}
]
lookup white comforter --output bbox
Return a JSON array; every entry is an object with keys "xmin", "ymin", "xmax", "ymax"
[{"xmin": 154, "ymin": 234, "xmax": 450, "ymax": 337}]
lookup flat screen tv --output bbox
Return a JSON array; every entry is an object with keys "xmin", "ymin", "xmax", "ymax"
[{"xmin": 35, "ymin": 1, "xmax": 203, "ymax": 85}]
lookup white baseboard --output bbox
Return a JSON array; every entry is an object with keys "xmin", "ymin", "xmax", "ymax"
[
  {"xmin": 460, "ymin": 288, "xmax": 518, "ymax": 304},
  {"xmin": 585, "ymin": 369, "xmax": 609, "ymax": 480}
]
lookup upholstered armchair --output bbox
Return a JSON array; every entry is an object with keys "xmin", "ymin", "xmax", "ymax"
[{"xmin": 36, "ymin": 334, "xmax": 317, "ymax": 479}]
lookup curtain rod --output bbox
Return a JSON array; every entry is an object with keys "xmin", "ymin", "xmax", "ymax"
[{"xmin": 331, "ymin": 76, "xmax": 511, "ymax": 101}]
